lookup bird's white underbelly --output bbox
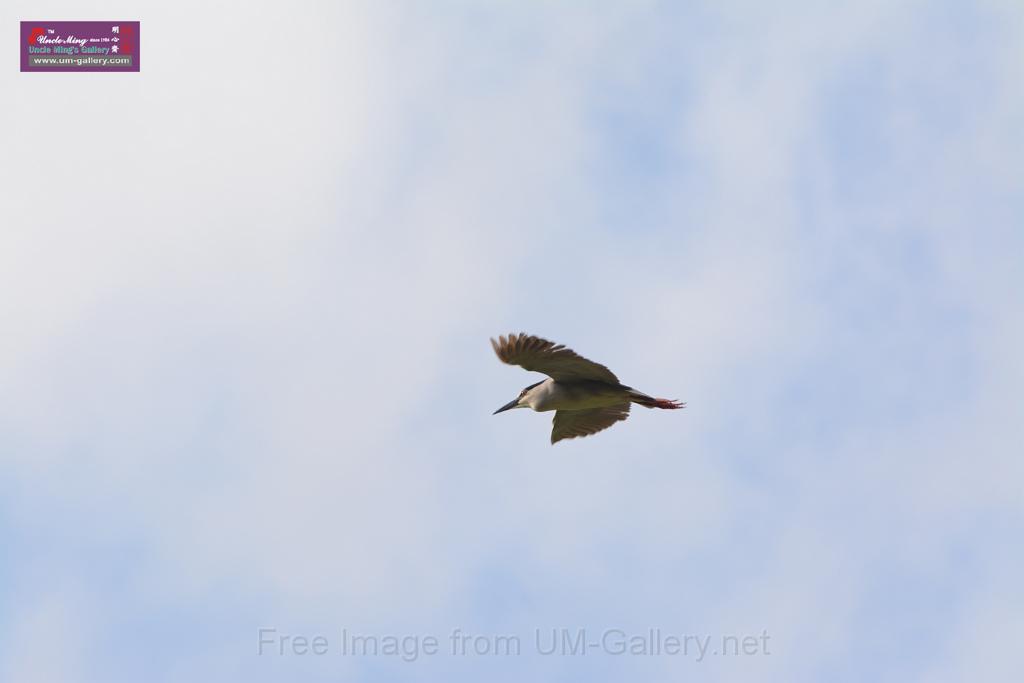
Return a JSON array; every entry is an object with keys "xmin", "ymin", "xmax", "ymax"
[{"xmin": 527, "ymin": 380, "xmax": 626, "ymax": 412}]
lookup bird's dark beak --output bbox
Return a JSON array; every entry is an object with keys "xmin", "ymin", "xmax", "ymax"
[{"xmin": 493, "ymin": 398, "xmax": 520, "ymax": 415}]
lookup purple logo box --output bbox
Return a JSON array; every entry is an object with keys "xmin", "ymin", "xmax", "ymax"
[{"xmin": 21, "ymin": 21, "xmax": 140, "ymax": 72}]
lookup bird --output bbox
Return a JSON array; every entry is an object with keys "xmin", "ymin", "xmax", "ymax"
[{"xmin": 491, "ymin": 333, "xmax": 684, "ymax": 444}]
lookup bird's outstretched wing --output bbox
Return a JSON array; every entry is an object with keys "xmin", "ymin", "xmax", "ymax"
[
  {"xmin": 490, "ymin": 333, "xmax": 619, "ymax": 383},
  {"xmin": 551, "ymin": 404, "xmax": 631, "ymax": 444}
]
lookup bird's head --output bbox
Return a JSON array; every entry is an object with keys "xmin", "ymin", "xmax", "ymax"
[{"xmin": 493, "ymin": 380, "xmax": 544, "ymax": 414}]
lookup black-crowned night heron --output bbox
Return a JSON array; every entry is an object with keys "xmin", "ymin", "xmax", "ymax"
[{"xmin": 491, "ymin": 333, "xmax": 684, "ymax": 444}]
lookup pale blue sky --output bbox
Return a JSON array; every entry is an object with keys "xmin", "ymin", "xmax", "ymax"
[{"xmin": 2, "ymin": 1, "xmax": 1022, "ymax": 681}]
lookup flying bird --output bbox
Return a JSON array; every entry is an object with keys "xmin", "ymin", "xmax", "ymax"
[{"xmin": 491, "ymin": 333, "xmax": 684, "ymax": 444}]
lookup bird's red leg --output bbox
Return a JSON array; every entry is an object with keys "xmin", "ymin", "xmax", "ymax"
[{"xmin": 652, "ymin": 399, "xmax": 684, "ymax": 409}]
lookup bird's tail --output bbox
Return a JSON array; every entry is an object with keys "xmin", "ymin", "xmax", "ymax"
[{"xmin": 627, "ymin": 389, "xmax": 685, "ymax": 410}]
